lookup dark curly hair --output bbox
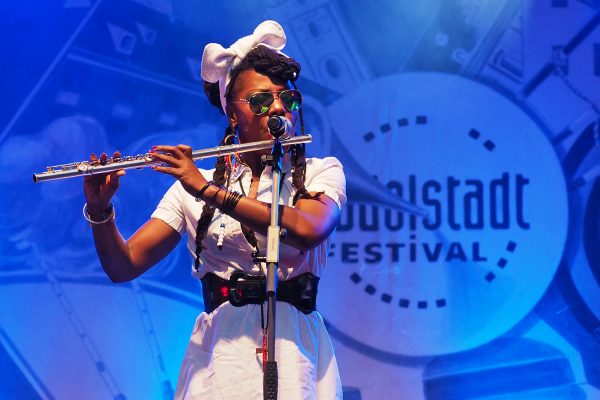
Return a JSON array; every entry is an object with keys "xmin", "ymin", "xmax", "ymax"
[{"xmin": 194, "ymin": 45, "xmax": 316, "ymax": 269}]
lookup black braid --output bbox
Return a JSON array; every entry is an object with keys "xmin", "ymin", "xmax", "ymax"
[
  {"xmin": 290, "ymin": 95, "xmax": 322, "ymax": 204},
  {"xmin": 193, "ymin": 127, "xmax": 234, "ymax": 270},
  {"xmin": 290, "ymin": 80, "xmax": 318, "ymax": 204}
]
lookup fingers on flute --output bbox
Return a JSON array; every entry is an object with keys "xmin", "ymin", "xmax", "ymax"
[
  {"xmin": 149, "ymin": 150, "xmax": 178, "ymax": 165},
  {"xmin": 84, "ymin": 152, "xmax": 105, "ymax": 183},
  {"xmin": 150, "ymin": 165, "xmax": 174, "ymax": 174},
  {"xmin": 110, "ymin": 169, "xmax": 126, "ymax": 178},
  {"xmin": 176, "ymin": 144, "xmax": 192, "ymax": 156},
  {"xmin": 151, "ymin": 145, "xmax": 173, "ymax": 153},
  {"xmin": 152, "ymin": 145, "xmax": 184, "ymax": 158},
  {"xmin": 106, "ymin": 171, "xmax": 124, "ymax": 187},
  {"xmin": 85, "ymin": 151, "xmax": 125, "ymax": 182},
  {"xmin": 89, "ymin": 151, "xmax": 122, "ymax": 165}
]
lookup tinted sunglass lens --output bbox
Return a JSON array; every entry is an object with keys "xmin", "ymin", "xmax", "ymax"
[
  {"xmin": 281, "ymin": 90, "xmax": 302, "ymax": 112},
  {"xmin": 248, "ymin": 92, "xmax": 274, "ymax": 115},
  {"xmin": 246, "ymin": 90, "xmax": 302, "ymax": 114}
]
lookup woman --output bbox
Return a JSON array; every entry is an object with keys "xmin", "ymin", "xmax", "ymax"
[{"xmin": 83, "ymin": 20, "xmax": 346, "ymax": 399}]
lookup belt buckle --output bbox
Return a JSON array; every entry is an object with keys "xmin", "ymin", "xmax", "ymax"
[{"xmin": 228, "ymin": 270, "xmax": 265, "ymax": 307}]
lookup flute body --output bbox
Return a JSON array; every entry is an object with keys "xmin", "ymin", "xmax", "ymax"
[{"xmin": 33, "ymin": 134, "xmax": 312, "ymax": 183}]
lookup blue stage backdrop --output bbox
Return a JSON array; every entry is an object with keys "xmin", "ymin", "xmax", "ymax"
[{"xmin": 1, "ymin": 1, "xmax": 599, "ymax": 399}]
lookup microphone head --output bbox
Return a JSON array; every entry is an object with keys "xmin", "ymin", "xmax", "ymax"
[{"xmin": 267, "ymin": 116, "xmax": 292, "ymax": 139}]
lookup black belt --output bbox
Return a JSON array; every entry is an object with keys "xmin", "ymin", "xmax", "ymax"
[{"xmin": 200, "ymin": 271, "xmax": 319, "ymax": 315}]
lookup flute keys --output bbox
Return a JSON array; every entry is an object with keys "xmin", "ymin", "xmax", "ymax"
[{"xmin": 78, "ymin": 162, "xmax": 90, "ymax": 173}]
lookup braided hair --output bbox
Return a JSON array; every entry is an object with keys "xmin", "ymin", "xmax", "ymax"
[{"xmin": 194, "ymin": 45, "xmax": 317, "ymax": 269}]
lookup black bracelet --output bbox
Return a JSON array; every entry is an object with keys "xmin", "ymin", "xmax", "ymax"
[
  {"xmin": 220, "ymin": 189, "xmax": 243, "ymax": 215},
  {"xmin": 194, "ymin": 180, "xmax": 214, "ymax": 202}
]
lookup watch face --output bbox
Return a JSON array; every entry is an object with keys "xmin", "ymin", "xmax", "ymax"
[{"xmin": 319, "ymin": 72, "xmax": 569, "ymax": 357}]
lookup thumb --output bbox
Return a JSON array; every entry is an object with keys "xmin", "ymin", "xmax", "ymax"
[{"xmin": 106, "ymin": 170, "xmax": 124, "ymax": 188}]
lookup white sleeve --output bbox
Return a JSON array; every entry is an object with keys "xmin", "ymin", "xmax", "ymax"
[
  {"xmin": 151, "ymin": 180, "xmax": 186, "ymax": 235},
  {"xmin": 304, "ymin": 157, "xmax": 347, "ymax": 209}
]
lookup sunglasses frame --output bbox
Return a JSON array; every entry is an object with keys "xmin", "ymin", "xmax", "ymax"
[{"xmin": 230, "ymin": 89, "xmax": 302, "ymax": 115}]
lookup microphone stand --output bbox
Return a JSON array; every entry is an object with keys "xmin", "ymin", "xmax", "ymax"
[{"xmin": 260, "ymin": 133, "xmax": 285, "ymax": 400}]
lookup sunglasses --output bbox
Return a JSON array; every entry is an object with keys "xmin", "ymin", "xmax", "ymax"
[{"xmin": 231, "ymin": 89, "xmax": 302, "ymax": 115}]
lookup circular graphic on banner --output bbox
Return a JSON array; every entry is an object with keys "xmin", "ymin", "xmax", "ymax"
[
  {"xmin": 319, "ymin": 72, "xmax": 569, "ymax": 357},
  {"xmin": 562, "ymin": 121, "xmax": 600, "ymax": 322}
]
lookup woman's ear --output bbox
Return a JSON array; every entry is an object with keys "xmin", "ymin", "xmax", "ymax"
[{"xmin": 226, "ymin": 108, "xmax": 238, "ymax": 129}]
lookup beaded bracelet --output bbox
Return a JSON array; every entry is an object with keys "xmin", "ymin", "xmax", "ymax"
[{"xmin": 83, "ymin": 203, "xmax": 115, "ymax": 225}]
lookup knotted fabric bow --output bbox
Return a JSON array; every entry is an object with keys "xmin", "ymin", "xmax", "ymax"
[{"xmin": 201, "ymin": 20, "xmax": 288, "ymax": 113}]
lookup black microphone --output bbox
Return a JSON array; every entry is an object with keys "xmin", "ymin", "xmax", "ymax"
[{"xmin": 267, "ymin": 116, "xmax": 292, "ymax": 140}]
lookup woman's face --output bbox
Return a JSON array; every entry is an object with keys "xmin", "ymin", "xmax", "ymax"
[{"xmin": 226, "ymin": 69, "xmax": 298, "ymax": 144}]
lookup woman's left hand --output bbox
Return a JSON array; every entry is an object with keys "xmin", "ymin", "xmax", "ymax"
[{"xmin": 150, "ymin": 144, "xmax": 209, "ymax": 196}]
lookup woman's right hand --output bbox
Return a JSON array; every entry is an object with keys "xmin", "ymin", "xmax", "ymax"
[{"xmin": 83, "ymin": 151, "xmax": 126, "ymax": 217}]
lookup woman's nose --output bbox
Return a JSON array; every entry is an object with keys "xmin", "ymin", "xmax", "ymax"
[{"xmin": 269, "ymin": 93, "xmax": 286, "ymax": 114}]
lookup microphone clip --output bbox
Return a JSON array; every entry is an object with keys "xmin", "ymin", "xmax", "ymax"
[{"xmin": 267, "ymin": 116, "xmax": 292, "ymax": 140}]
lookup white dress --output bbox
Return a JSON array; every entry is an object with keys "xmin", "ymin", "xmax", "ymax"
[{"xmin": 151, "ymin": 156, "xmax": 347, "ymax": 400}]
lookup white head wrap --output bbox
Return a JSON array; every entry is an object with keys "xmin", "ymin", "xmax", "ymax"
[{"xmin": 201, "ymin": 20, "xmax": 288, "ymax": 114}]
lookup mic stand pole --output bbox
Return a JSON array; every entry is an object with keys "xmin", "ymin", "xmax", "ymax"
[{"xmin": 259, "ymin": 136, "xmax": 285, "ymax": 400}]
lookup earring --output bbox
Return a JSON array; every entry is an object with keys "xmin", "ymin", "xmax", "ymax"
[{"xmin": 224, "ymin": 126, "xmax": 244, "ymax": 170}]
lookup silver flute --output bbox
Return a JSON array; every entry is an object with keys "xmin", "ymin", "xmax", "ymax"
[{"xmin": 33, "ymin": 134, "xmax": 312, "ymax": 183}]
